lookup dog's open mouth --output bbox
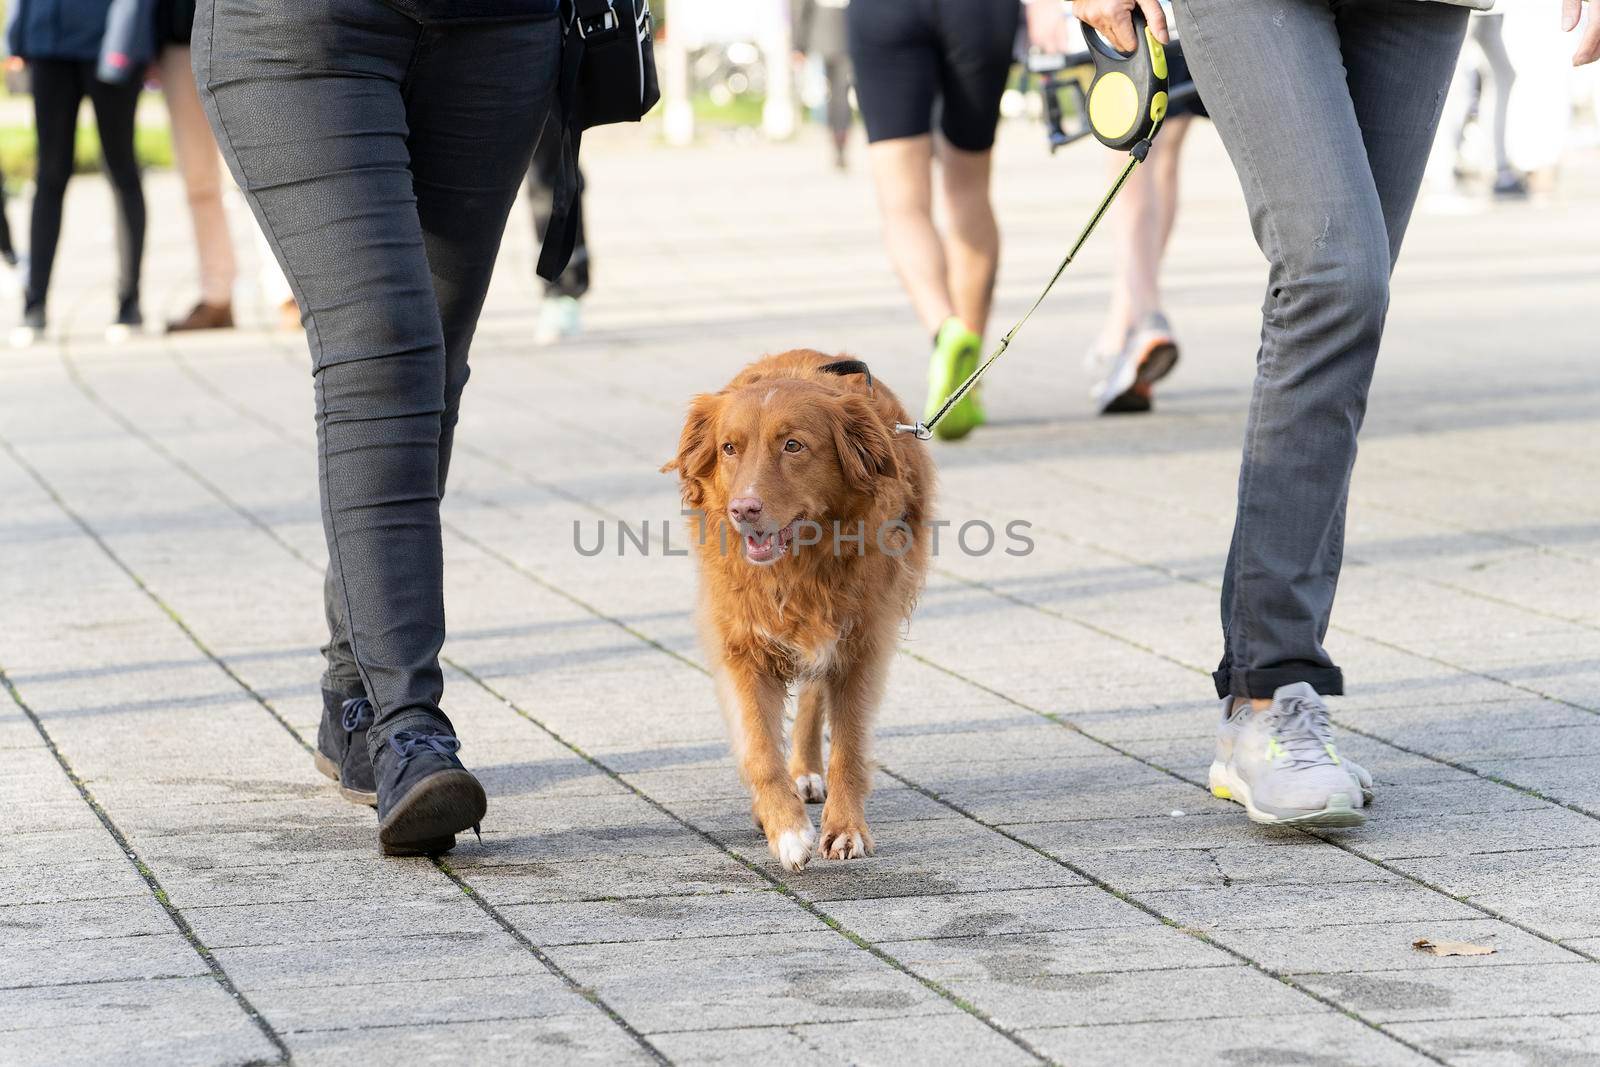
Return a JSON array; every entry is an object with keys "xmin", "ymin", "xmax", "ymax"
[{"xmin": 741, "ymin": 519, "xmax": 801, "ymax": 566}]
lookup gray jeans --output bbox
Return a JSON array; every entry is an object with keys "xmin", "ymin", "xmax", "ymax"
[
  {"xmin": 1171, "ymin": 0, "xmax": 1468, "ymax": 698},
  {"xmin": 195, "ymin": 0, "xmax": 561, "ymax": 745}
]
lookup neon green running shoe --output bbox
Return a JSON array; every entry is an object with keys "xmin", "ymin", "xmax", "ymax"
[{"xmin": 925, "ymin": 317, "xmax": 985, "ymax": 441}]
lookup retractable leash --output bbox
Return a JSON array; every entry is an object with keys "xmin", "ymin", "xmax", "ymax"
[{"xmin": 896, "ymin": 12, "xmax": 1171, "ymax": 440}]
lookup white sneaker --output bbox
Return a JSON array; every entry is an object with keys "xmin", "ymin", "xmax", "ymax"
[
  {"xmin": 534, "ymin": 295, "xmax": 581, "ymax": 345},
  {"xmin": 1209, "ymin": 682, "xmax": 1369, "ymax": 827},
  {"xmin": 1086, "ymin": 312, "xmax": 1179, "ymax": 415}
]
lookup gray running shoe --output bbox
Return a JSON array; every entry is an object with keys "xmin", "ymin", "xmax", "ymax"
[{"xmin": 1208, "ymin": 682, "xmax": 1368, "ymax": 827}]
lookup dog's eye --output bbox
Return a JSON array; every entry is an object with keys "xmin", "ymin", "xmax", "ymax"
[
  {"xmin": 783, "ymin": 439, "xmax": 803, "ymax": 454},
  {"xmin": 721, "ymin": 442, "xmax": 736, "ymax": 456}
]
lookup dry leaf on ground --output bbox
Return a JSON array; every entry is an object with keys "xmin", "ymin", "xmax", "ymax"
[{"xmin": 1413, "ymin": 937, "xmax": 1496, "ymax": 957}]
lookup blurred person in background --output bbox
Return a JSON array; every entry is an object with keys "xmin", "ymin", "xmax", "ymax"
[
  {"xmin": 848, "ymin": 0, "xmax": 1041, "ymax": 442},
  {"xmin": 792, "ymin": 0, "xmax": 853, "ymax": 170},
  {"xmin": 0, "ymin": 180, "xmax": 15, "ymax": 270},
  {"xmin": 1070, "ymin": 3, "xmax": 1209, "ymax": 415},
  {"xmin": 526, "ymin": 109, "xmax": 587, "ymax": 345},
  {"xmin": 7, "ymin": 0, "xmax": 148, "ymax": 346},
  {"xmin": 1430, "ymin": 9, "xmax": 1527, "ymax": 203},
  {"xmin": 154, "ymin": 0, "xmax": 237, "ymax": 331},
  {"xmin": 0, "ymin": 62, "xmax": 17, "ymax": 277}
]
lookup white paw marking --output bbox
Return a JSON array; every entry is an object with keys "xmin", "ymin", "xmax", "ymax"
[
  {"xmin": 775, "ymin": 825, "xmax": 816, "ymax": 872},
  {"xmin": 825, "ymin": 831, "xmax": 865, "ymax": 860},
  {"xmin": 794, "ymin": 773, "xmax": 826, "ymax": 803}
]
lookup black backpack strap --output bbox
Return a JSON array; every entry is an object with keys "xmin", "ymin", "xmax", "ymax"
[{"xmin": 536, "ymin": 1, "xmax": 587, "ymax": 282}]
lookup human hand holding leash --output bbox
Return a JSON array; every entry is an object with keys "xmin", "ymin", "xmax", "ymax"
[
  {"xmin": 1072, "ymin": 0, "xmax": 1169, "ymax": 53},
  {"xmin": 1565, "ymin": 0, "xmax": 1599, "ymax": 65}
]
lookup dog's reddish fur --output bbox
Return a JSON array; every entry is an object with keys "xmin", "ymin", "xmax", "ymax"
[{"xmin": 663, "ymin": 350, "xmax": 933, "ymax": 871}]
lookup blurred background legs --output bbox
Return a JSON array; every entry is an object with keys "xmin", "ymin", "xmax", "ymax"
[
  {"xmin": 792, "ymin": 0, "xmax": 854, "ymax": 169},
  {"xmin": 1085, "ymin": 114, "xmax": 1193, "ymax": 415},
  {"xmin": 16, "ymin": 59, "xmax": 144, "ymax": 346},
  {"xmin": 527, "ymin": 111, "xmax": 589, "ymax": 346},
  {"xmin": 158, "ymin": 43, "xmax": 238, "ymax": 332}
]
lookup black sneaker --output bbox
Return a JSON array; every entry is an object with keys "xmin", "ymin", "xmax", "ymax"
[
  {"xmin": 1492, "ymin": 170, "xmax": 1529, "ymax": 199},
  {"xmin": 313, "ymin": 691, "xmax": 378, "ymax": 806},
  {"xmin": 374, "ymin": 726, "xmax": 486, "ymax": 857}
]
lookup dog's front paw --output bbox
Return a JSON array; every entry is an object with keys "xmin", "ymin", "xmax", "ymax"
[
  {"xmin": 755, "ymin": 789, "xmax": 817, "ymax": 872},
  {"xmin": 771, "ymin": 823, "xmax": 817, "ymax": 872},
  {"xmin": 793, "ymin": 772, "xmax": 827, "ymax": 803},
  {"xmin": 819, "ymin": 818, "xmax": 874, "ymax": 861}
]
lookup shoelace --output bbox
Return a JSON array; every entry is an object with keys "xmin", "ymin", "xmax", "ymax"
[
  {"xmin": 388, "ymin": 730, "xmax": 462, "ymax": 766},
  {"xmin": 1266, "ymin": 696, "xmax": 1339, "ymax": 768},
  {"xmin": 387, "ymin": 730, "xmax": 479, "ymax": 843},
  {"xmin": 340, "ymin": 697, "xmax": 375, "ymax": 733}
]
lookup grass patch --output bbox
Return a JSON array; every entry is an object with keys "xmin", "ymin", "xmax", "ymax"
[
  {"xmin": 686, "ymin": 94, "xmax": 765, "ymax": 128},
  {"xmin": 0, "ymin": 121, "xmax": 173, "ymax": 184}
]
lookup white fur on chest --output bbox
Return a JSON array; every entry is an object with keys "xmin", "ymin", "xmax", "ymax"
[{"xmin": 751, "ymin": 623, "xmax": 848, "ymax": 681}]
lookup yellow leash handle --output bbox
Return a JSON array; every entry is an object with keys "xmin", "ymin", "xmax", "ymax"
[{"xmin": 1085, "ymin": 9, "xmax": 1171, "ymax": 150}]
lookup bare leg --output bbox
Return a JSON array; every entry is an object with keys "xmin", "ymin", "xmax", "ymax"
[
  {"xmin": 1095, "ymin": 115, "xmax": 1193, "ymax": 351},
  {"xmin": 160, "ymin": 45, "xmax": 237, "ymax": 309},
  {"xmin": 936, "ymin": 135, "xmax": 1000, "ymax": 337},
  {"xmin": 865, "ymin": 134, "xmax": 954, "ymax": 335}
]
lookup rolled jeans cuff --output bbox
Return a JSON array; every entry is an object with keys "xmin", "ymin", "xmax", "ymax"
[{"xmin": 1214, "ymin": 665, "xmax": 1344, "ymax": 701}]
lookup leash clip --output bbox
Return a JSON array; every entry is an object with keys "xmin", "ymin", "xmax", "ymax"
[{"xmin": 895, "ymin": 422, "xmax": 933, "ymax": 441}]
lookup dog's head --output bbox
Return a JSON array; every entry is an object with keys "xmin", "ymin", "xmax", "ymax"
[{"xmin": 662, "ymin": 379, "xmax": 898, "ymax": 566}]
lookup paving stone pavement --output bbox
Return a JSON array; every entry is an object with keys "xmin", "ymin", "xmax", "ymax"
[{"xmin": 1, "ymin": 119, "xmax": 1597, "ymax": 1066}]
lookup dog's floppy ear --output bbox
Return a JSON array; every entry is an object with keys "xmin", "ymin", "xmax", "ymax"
[
  {"xmin": 830, "ymin": 393, "xmax": 898, "ymax": 493},
  {"xmin": 660, "ymin": 392, "xmax": 722, "ymax": 507}
]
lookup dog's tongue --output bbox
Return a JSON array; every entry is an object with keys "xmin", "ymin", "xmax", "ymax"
[{"xmin": 745, "ymin": 531, "xmax": 780, "ymax": 562}]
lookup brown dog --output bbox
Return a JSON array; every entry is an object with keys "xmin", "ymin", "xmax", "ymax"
[{"xmin": 664, "ymin": 350, "xmax": 934, "ymax": 871}]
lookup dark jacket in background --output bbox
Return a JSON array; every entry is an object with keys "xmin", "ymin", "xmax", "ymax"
[
  {"xmin": 7, "ymin": 0, "xmax": 117, "ymax": 61},
  {"xmin": 6, "ymin": 0, "xmax": 155, "ymax": 83}
]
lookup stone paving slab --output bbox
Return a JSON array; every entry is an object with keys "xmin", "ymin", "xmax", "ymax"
[
  {"xmin": 283, "ymin": 1015, "xmax": 658, "ymax": 1067},
  {"xmin": 545, "ymin": 931, "xmax": 956, "ymax": 1034},
  {"xmin": 650, "ymin": 1015, "xmax": 1041, "ymax": 1067},
  {"xmin": 1211, "ymin": 918, "xmax": 1588, "ymax": 975},
  {"xmin": 1296, "ymin": 963, "xmax": 1600, "ymax": 1025},
  {"xmin": 0, "ymin": 897, "xmax": 175, "ymax": 946},
  {"xmin": 1, "ymin": 976, "xmax": 280, "ymax": 1066},
  {"xmin": 820, "ymin": 886, "xmax": 1157, "ymax": 943},
  {"xmin": 1022, "ymin": 1015, "xmax": 1437, "ymax": 1067},
  {"xmin": 2, "ymin": 118, "xmax": 1598, "ymax": 1064}
]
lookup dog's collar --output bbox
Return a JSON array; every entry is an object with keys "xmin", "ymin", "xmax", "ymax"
[{"xmin": 819, "ymin": 359, "xmax": 873, "ymax": 391}]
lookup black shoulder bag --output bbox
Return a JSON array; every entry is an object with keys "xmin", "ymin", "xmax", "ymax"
[{"xmin": 537, "ymin": 0, "xmax": 660, "ymax": 281}]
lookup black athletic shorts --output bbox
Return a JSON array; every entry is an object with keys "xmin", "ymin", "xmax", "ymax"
[{"xmin": 847, "ymin": 0, "xmax": 1021, "ymax": 152}]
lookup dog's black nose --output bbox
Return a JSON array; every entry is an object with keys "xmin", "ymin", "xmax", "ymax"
[{"xmin": 728, "ymin": 497, "xmax": 762, "ymax": 525}]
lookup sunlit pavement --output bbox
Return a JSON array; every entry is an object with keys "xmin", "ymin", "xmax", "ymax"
[{"xmin": 2, "ymin": 121, "xmax": 1598, "ymax": 1064}]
